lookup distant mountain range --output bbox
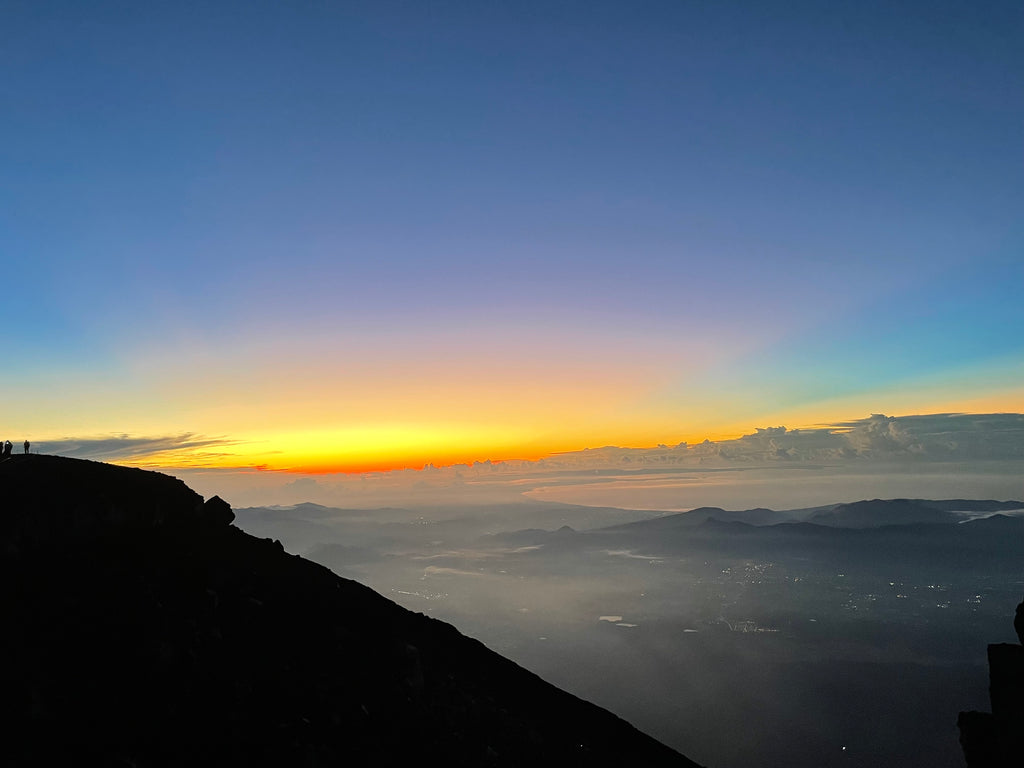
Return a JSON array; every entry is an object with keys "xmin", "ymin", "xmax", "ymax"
[
  {"xmin": 594, "ymin": 497, "xmax": 1023, "ymax": 530},
  {"xmin": 0, "ymin": 455, "xmax": 700, "ymax": 767},
  {"xmin": 488, "ymin": 497, "xmax": 1024, "ymax": 573}
]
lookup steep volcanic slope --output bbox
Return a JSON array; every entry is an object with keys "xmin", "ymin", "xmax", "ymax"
[{"xmin": 0, "ymin": 455, "xmax": 701, "ymax": 767}]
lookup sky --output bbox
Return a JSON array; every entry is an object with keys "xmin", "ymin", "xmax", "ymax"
[{"xmin": 3, "ymin": 0, "xmax": 1022, "ymax": 479}]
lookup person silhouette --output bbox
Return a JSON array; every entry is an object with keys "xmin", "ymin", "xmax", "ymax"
[
  {"xmin": 24, "ymin": 440, "xmax": 30, "ymax": 454},
  {"xmin": 3, "ymin": 440, "xmax": 11, "ymax": 458}
]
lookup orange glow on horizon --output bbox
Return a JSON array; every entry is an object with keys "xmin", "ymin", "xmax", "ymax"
[
  {"xmin": 109, "ymin": 423, "xmax": 761, "ymax": 475},
  {"xmin": 55, "ymin": 388, "xmax": 1024, "ymax": 477},
  {"xmin": 113, "ymin": 422, "xmax": 575, "ymax": 475}
]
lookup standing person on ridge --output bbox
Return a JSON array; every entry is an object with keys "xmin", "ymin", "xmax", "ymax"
[{"xmin": 24, "ymin": 440, "xmax": 30, "ymax": 454}]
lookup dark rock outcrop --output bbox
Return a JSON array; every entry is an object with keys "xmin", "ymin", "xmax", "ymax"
[
  {"xmin": 958, "ymin": 599, "xmax": 1024, "ymax": 767},
  {"xmin": 1015, "ymin": 602, "xmax": 1024, "ymax": 646},
  {"xmin": 0, "ymin": 455, "xmax": 700, "ymax": 767}
]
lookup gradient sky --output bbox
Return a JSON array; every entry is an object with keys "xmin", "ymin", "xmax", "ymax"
[{"xmin": 3, "ymin": 0, "xmax": 1022, "ymax": 473}]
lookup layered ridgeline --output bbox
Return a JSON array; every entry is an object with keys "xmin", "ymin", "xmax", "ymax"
[{"xmin": 0, "ymin": 455, "xmax": 700, "ymax": 767}]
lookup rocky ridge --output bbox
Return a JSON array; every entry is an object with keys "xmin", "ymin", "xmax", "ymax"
[
  {"xmin": 958, "ymin": 599, "xmax": 1024, "ymax": 767},
  {"xmin": 0, "ymin": 455, "xmax": 700, "ymax": 767}
]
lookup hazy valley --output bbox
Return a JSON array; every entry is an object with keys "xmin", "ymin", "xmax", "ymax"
[{"xmin": 237, "ymin": 496, "xmax": 1024, "ymax": 768}]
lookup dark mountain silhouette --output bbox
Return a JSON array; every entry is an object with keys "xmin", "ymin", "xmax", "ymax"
[
  {"xmin": 958, "ymin": 598, "xmax": 1024, "ymax": 767},
  {"xmin": 808, "ymin": 498, "xmax": 964, "ymax": 527},
  {"xmin": 592, "ymin": 497, "xmax": 1022, "ymax": 536},
  {"xmin": 582, "ymin": 499, "xmax": 1024, "ymax": 573},
  {"xmin": 598, "ymin": 505, "xmax": 795, "ymax": 533},
  {"xmin": 0, "ymin": 455, "xmax": 700, "ymax": 767},
  {"xmin": 590, "ymin": 498, "xmax": 1023, "ymax": 540},
  {"xmin": 914, "ymin": 499, "xmax": 1024, "ymax": 514},
  {"xmin": 783, "ymin": 498, "xmax": 1022, "ymax": 524}
]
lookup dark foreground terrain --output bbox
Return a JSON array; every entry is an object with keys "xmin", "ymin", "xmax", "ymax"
[{"xmin": 0, "ymin": 455, "xmax": 699, "ymax": 767}]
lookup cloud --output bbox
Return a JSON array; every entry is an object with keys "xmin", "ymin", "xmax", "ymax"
[
  {"xmin": 37, "ymin": 434, "xmax": 237, "ymax": 462},
  {"xmin": 833, "ymin": 412, "xmax": 1024, "ymax": 461},
  {"xmin": 498, "ymin": 412, "xmax": 1024, "ymax": 469}
]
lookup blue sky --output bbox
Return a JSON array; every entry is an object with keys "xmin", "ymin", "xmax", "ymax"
[{"xmin": 2, "ymin": 0, "xmax": 1021, "ymax": 471}]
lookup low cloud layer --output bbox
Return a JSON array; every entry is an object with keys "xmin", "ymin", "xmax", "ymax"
[{"xmin": 527, "ymin": 412, "xmax": 1024, "ymax": 469}]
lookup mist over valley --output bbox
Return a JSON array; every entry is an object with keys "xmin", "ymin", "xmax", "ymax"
[{"xmin": 236, "ymin": 490, "xmax": 1024, "ymax": 768}]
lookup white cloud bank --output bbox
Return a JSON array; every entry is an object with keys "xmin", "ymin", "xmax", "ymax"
[{"xmin": 537, "ymin": 412, "xmax": 1024, "ymax": 467}]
